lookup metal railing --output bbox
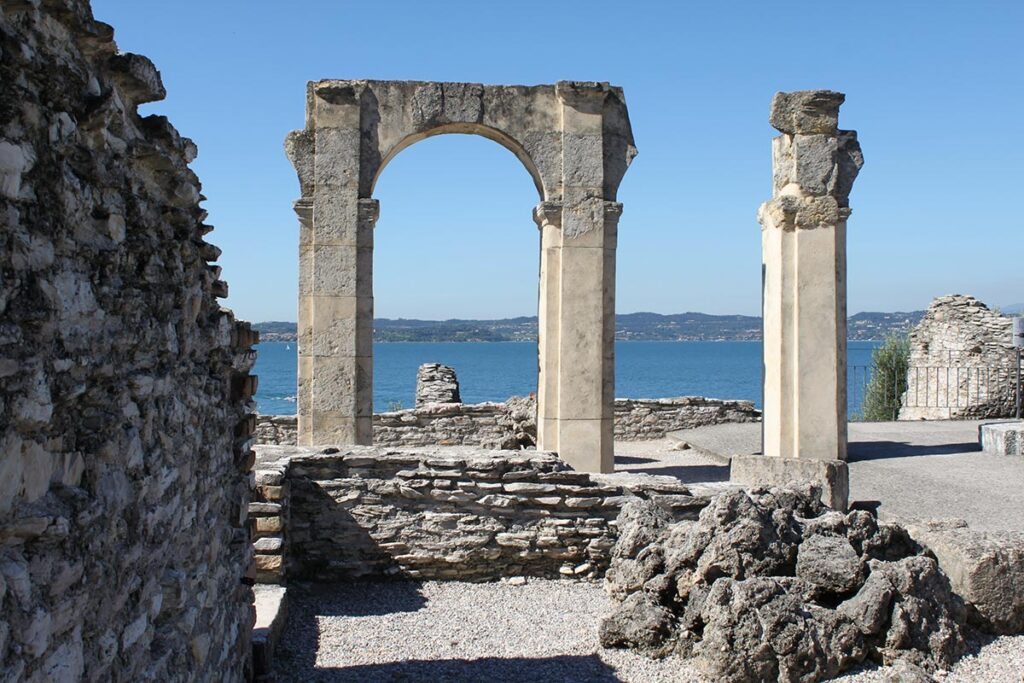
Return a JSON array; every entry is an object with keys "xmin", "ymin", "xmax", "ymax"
[{"xmin": 848, "ymin": 364, "xmax": 1020, "ymax": 421}]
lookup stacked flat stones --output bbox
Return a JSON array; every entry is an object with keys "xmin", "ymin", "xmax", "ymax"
[
  {"xmin": 251, "ymin": 445, "xmax": 706, "ymax": 583},
  {"xmin": 0, "ymin": 1, "xmax": 256, "ymax": 680},
  {"xmin": 415, "ymin": 363, "xmax": 462, "ymax": 406}
]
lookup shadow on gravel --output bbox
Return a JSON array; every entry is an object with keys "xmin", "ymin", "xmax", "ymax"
[
  {"xmin": 848, "ymin": 440, "xmax": 979, "ymax": 462},
  {"xmin": 615, "ymin": 455, "xmax": 657, "ymax": 465},
  {"xmin": 626, "ymin": 462, "xmax": 730, "ymax": 483},
  {"xmin": 280, "ymin": 655, "xmax": 622, "ymax": 682}
]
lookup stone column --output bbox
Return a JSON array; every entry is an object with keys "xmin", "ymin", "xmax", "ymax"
[
  {"xmin": 552, "ymin": 82, "xmax": 618, "ymax": 473},
  {"xmin": 732, "ymin": 90, "xmax": 863, "ymax": 510},
  {"xmin": 294, "ymin": 197, "xmax": 314, "ymax": 442},
  {"xmin": 300, "ymin": 88, "xmax": 376, "ymax": 446},
  {"xmin": 535, "ymin": 201, "xmax": 562, "ymax": 452}
]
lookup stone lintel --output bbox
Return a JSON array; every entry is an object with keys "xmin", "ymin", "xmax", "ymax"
[{"xmin": 730, "ymin": 455, "xmax": 849, "ymax": 511}]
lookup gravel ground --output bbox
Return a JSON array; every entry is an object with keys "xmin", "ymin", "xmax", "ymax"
[{"xmin": 272, "ymin": 579, "xmax": 1024, "ymax": 682}]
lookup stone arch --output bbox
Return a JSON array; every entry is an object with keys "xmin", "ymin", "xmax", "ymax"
[
  {"xmin": 371, "ymin": 123, "xmax": 547, "ymax": 200},
  {"xmin": 285, "ymin": 80, "xmax": 637, "ymax": 472}
]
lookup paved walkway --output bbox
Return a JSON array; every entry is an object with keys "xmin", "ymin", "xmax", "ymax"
[{"xmin": 650, "ymin": 420, "xmax": 1024, "ymax": 532}]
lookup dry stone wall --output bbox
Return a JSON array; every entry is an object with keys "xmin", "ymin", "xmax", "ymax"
[
  {"xmin": 0, "ymin": 2, "xmax": 255, "ymax": 680},
  {"xmin": 613, "ymin": 397, "xmax": 760, "ymax": 440},
  {"xmin": 256, "ymin": 395, "xmax": 760, "ymax": 447},
  {"xmin": 900, "ymin": 295, "xmax": 1016, "ymax": 420},
  {"xmin": 252, "ymin": 445, "xmax": 706, "ymax": 583}
]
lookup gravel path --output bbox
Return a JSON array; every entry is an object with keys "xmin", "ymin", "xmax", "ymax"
[{"xmin": 272, "ymin": 579, "xmax": 1024, "ymax": 682}]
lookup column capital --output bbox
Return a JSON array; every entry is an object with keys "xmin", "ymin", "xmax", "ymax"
[
  {"xmin": 533, "ymin": 200, "xmax": 563, "ymax": 230},
  {"xmin": 293, "ymin": 197, "xmax": 313, "ymax": 225},
  {"xmin": 758, "ymin": 195, "xmax": 850, "ymax": 231}
]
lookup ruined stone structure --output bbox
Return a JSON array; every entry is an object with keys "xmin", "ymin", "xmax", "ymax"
[
  {"xmin": 285, "ymin": 80, "xmax": 636, "ymax": 472},
  {"xmin": 254, "ymin": 395, "xmax": 760, "ymax": 448},
  {"xmin": 733, "ymin": 91, "xmax": 863, "ymax": 510},
  {"xmin": 252, "ymin": 445, "xmax": 703, "ymax": 584},
  {"xmin": 0, "ymin": 2, "xmax": 256, "ymax": 680},
  {"xmin": 899, "ymin": 295, "xmax": 1017, "ymax": 420},
  {"xmin": 415, "ymin": 363, "xmax": 461, "ymax": 406}
]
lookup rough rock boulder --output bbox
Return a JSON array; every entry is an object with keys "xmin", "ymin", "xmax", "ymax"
[{"xmin": 599, "ymin": 487, "xmax": 970, "ymax": 682}]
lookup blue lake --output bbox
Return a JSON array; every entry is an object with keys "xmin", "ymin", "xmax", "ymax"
[{"xmin": 253, "ymin": 341, "xmax": 882, "ymax": 416}]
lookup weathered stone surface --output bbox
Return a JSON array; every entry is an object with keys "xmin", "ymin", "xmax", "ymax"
[
  {"xmin": 415, "ymin": 363, "xmax": 461, "ymax": 406},
  {"xmin": 900, "ymin": 295, "xmax": 1017, "ymax": 420},
  {"xmin": 906, "ymin": 519, "xmax": 1024, "ymax": 634},
  {"xmin": 731, "ymin": 454, "xmax": 849, "ymax": 511},
  {"xmin": 0, "ymin": 2, "xmax": 255, "ymax": 679},
  {"xmin": 601, "ymin": 487, "xmax": 971, "ymax": 681},
  {"xmin": 796, "ymin": 533, "xmax": 863, "ymax": 594},
  {"xmin": 769, "ymin": 90, "xmax": 845, "ymax": 135}
]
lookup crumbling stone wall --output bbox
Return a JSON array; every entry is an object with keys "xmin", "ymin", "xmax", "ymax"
[
  {"xmin": 0, "ymin": 2, "xmax": 255, "ymax": 680},
  {"xmin": 256, "ymin": 395, "xmax": 760, "ymax": 447},
  {"xmin": 415, "ymin": 363, "xmax": 461, "ymax": 406},
  {"xmin": 253, "ymin": 445, "xmax": 705, "ymax": 583},
  {"xmin": 900, "ymin": 295, "xmax": 1016, "ymax": 419},
  {"xmin": 613, "ymin": 397, "xmax": 760, "ymax": 440}
]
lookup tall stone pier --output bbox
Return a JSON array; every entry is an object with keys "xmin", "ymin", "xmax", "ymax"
[
  {"xmin": 732, "ymin": 90, "xmax": 863, "ymax": 510},
  {"xmin": 285, "ymin": 80, "xmax": 635, "ymax": 472}
]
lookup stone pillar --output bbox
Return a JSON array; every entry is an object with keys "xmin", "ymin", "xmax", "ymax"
[
  {"xmin": 294, "ymin": 197, "xmax": 314, "ymax": 442},
  {"xmin": 300, "ymin": 89, "xmax": 376, "ymax": 446},
  {"xmin": 535, "ymin": 201, "xmax": 562, "ymax": 452},
  {"xmin": 415, "ymin": 363, "xmax": 461, "ymax": 406},
  {"xmin": 732, "ymin": 90, "xmax": 863, "ymax": 510},
  {"xmin": 551, "ymin": 82, "xmax": 619, "ymax": 473}
]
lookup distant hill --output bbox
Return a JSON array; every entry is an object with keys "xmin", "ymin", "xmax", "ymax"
[
  {"xmin": 254, "ymin": 310, "xmax": 926, "ymax": 343},
  {"xmin": 1002, "ymin": 303, "xmax": 1024, "ymax": 315}
]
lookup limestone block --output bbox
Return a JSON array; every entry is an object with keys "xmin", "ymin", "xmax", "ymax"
[
  {"xmin": 979, "ymin": 421, "xmax": 1023, "ymax": 455},
  {"xmin": 906, "ymin": 519, "xmax": 1024, "ymax": 634},
  {"xmin": 730, "ymin": 455, "xmax": 849, "ymax": 511},
  {"xmin": 769, "ymin": 90, "xmax": 845, "ymax": 134}
]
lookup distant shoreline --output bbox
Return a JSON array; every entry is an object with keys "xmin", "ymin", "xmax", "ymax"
[{"xmin": 254, "ymin": 310, "xmax": 923, "ymax": 344}]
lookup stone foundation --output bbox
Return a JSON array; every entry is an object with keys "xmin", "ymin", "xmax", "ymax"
[
  {"xmin": 252, "ymin": 445, "xmax": 707, "ymax": 583},
  {"xmin": 979, "ymin": 421, "xmax": 1023, "ymax": 456},
  {"xmin": 255, "ymin": 395, "xmax": 760, "ymax": 447}
]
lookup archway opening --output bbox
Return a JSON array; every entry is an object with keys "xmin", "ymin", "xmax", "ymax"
[{"xmin": 371, "ymin": 132, "xmax": 542, "ymax": 431}]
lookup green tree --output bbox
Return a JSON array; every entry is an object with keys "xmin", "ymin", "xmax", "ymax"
[{"xmin": 862, "ymin": 334, "xmax": 911, "ymax": 421}]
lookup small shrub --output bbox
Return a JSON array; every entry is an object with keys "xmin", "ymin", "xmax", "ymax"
[
  {"xmin": 862, "ymin": 334, "xmax": 911, "ymax": 421},
  {"xmin": 387, "ymin": 400, "xmax": 404, "ymax": 412}
]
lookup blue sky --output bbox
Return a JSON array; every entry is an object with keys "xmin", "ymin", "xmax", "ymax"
[{"xmin": 92, "ymin": 0, "xmax": 1022, "ymax": 322}]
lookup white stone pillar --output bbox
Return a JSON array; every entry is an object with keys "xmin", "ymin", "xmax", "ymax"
[
  {"xmin": 301, "ymin": 88, "xmax": 376, "ymax": 446},
  {"xmin": 535, "ymin": 201, "xmax": 562, "ymax": 453},
  {"xmin": 552, "ymin": 81, "xmax": 619, "ymax": 472},
  {"xmin": 732, "ymin": 90, "xmax": 863, "ymax": 509}
]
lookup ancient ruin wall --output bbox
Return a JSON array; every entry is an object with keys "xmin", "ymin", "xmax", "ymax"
[
  {"xmin": 613, "ymin": 397, "xmax": 760, "ymax": 440},
  {"xmin": 0, "ymin": 3, "xmax": 256, "ymax": 680},
  {"xmin": 900, "ymin": 295, "xmax": 1016, "ymax": 419},
  {"xmin": 256, "ymin": 396, "xmax": 760, "ymax": 447},
  {"xmin": 253, "ymin": 445, "xmax": 705, "ymax": 583}
]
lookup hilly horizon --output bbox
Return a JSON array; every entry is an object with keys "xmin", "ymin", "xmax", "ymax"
[{"xmin": 253, "ymin": 309, "xmax": 936, "ymax": 343}]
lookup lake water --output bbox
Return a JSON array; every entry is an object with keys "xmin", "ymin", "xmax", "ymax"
[{"xmin": 253, "ymin": 341, "xmax": 882, "ymax": 417}]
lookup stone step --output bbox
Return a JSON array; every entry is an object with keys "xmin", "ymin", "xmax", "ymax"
[{"xmin": 252, "ymin": 585, "xmax": 288, "ymax": 680}]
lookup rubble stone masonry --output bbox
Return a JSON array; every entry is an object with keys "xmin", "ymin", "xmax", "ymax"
[{"xmin": 0, "ymin": 1, "xmax": 256, "ymax": 680}]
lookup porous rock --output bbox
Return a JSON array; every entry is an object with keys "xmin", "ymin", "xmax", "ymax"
[{"xmin": 600, "ymin": 486, "xmax": 971, "ymax": 682}]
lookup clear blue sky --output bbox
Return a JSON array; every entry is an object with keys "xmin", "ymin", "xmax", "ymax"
[{"xmin": 93, "ymin": 0, "xmax": 1022, "ymax": 322}]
